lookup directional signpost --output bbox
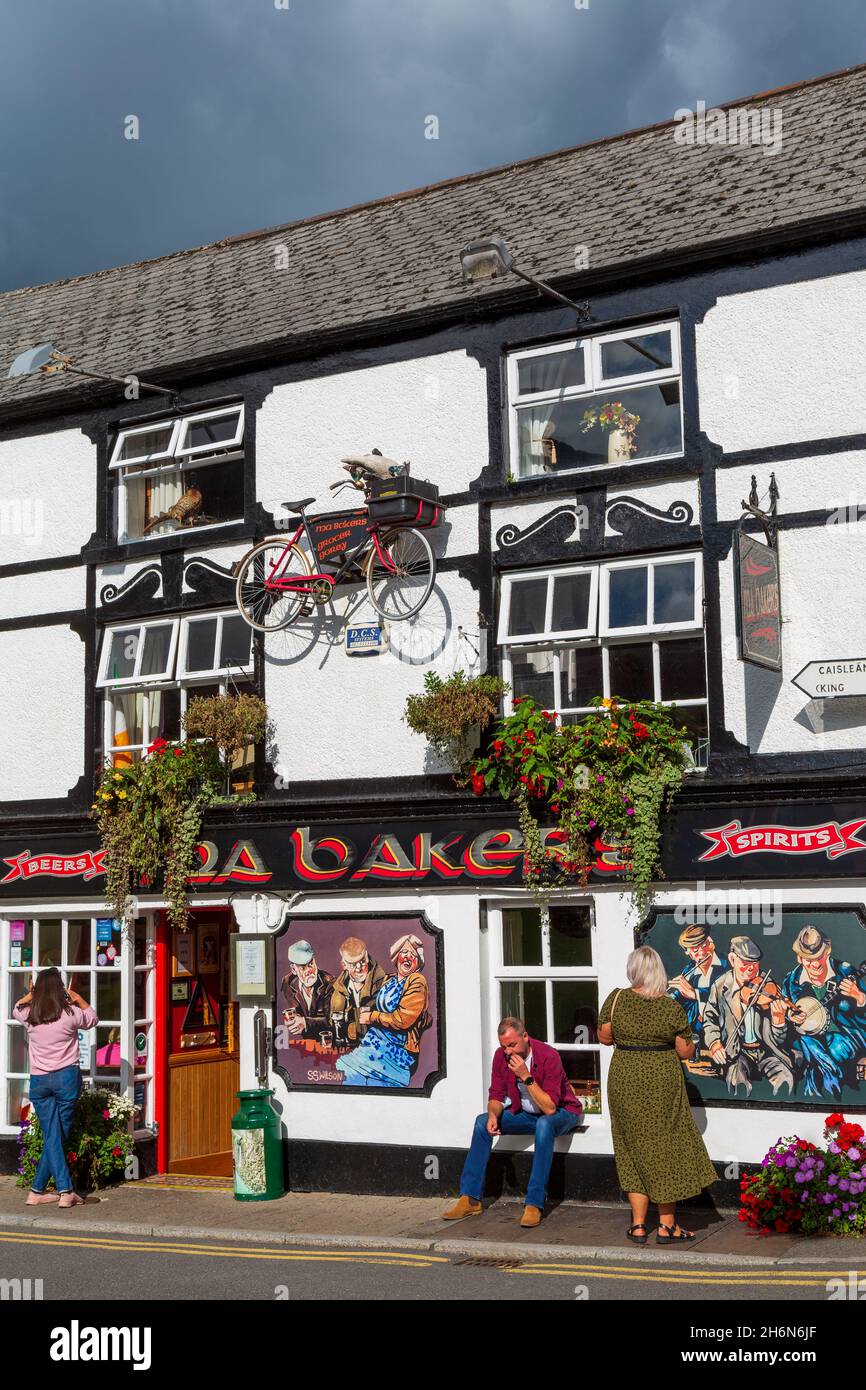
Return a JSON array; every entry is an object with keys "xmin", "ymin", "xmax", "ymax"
[{"xmin": 792, "ymin": 660, "xmax": 866, "ymax": 699}]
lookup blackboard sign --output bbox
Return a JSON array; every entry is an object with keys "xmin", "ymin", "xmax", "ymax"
[{"xmin": 736, "ymin": 529, "xmax": 781, "ymax": 670}]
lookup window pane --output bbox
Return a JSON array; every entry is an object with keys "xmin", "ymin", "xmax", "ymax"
[
  {"xmin": 134, "ymin": 919, "xmax": 150, "ymax": 968},
  {"xmin": 116, "ymin": 425, "xmax": 174, "ymax": 462},
  {"xmin": 517, "ymin": 347, "xmax": 585, "ymax": 395},
  {"xmin": 500, "ymin": 981, "xmax": 546, "ymax": 1041},
  {"xmin": 185, "ymin": 618, "xmax": 219, "ymax": 672},
  {"xmin": 96, "ymin": 974, "xmax": 121, "ymax": 1022},
  {"xmin": 160, "ymin": 687, "xmax": 181, "ymax": 741},
  {"xmin": 134, "ymin": 970, "xmax": 150, "ymax": 1019},
  {"xmin": 183, "ymin": 456, "xmax": 244, "ymax": 524},
  {"xmin": 95, "ymin": 1027, "xmax": 121, "ymax": 1072},
  {"xmin": 8, "ymin": 974, "xmax": 32, "ymax": 1017},
  {"xmin": 608, "ymin": 643, "xmax": 655, "ymax": 701},
  {"xmin": 220, "ymin": 614, "xmax": 252, "ymax": 670},
  {"xmin": 508, "ymin": 578, "xmax": 547, "ymax": 637},
  {"xmin": 512, "ymin": 651, "xmax": 555, "ymax": 709},
  {"xmin": 38, "ymin": 921, "xmax": 62, "ymax": 967},
  {"xmin": 8, "ymin": 1023, "xmax": 29, "ymax": 1073},
  {"xmin": 551, "ymin": 573, "xmax": 591, "ymax": 632},
  {"xmin": 552, "ymin": 980, "xmax": 599, "ymax": 1045},
  {"xmin": 96, "ymin": 920, "xmax": 123, "ymax": 968},
  {"xmin": 608, "ymin": 568, "xmax": 648, "ymax": 628},
  {"xmin": 659, "ymin": 638, "xmax": 706, "ymax": 700},
  {"xmin": 140, "ymin": 625, "xmax": 174, "ymax": 677},
  {"xmin": 515, "ymin": 381, "xmax": 681, "ymax": 478},
  {"xmin": 601, "ymin": 330, "xmax": 672, "ymax": 380},
  {"xmin": 7, "ymin": 1079, "xmax": 30, "ymax": 1127},
  {"xmin": 133, "ymin": 1078, "xmax": 150, "ymax": 1128},
  {"xmin": 8, "ymin": 921, "xmax": 33, "ymax": 967},
  {"xmin": 560, "ymin": 647, "xmax": 603, "ymax": 708},
  {"xmin": 502, "ymin": 909, "xmax": 543, "ymax": 967},
  {"xmin": 65, "ymin": 970, "xmax": 91, "ymax": 1005},
  {"xmin": 134, "ymin": 1024, "xmax": 151, "ymax": 1070},
  {"xmin": 106, "ymin": 629, "xmax": 139, "ymax": 681},
  {"xmin": 549, "ymin": 907, "xmax": 593, "ymax": 967},
  {"xmin": 560, "ymin": 1050, "xmax": 602, "ymax": 1112},
  {"xmin": 678, "ymin": 705, "xmax": 709, "ymax": 768},
  {"xmin": 67, "ymin": 920, "xmax": 92, "ymax": 966},
  {"xmin": 654, "ymin": 562, "xmax": 695, "ymax": 624},
  {"xmin": 183, "ymin": 411, "xmax": 241, "ymax": 451}
]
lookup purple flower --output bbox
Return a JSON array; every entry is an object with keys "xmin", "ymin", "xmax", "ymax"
[
  {"xmin": 794, "ymin": 1171, "xmax": 807, "ymax": 1182},
  {"xmin": 833, "ymin": 1208, "xmax": 842, "ymax": 1220},
  {"xmin": 556, "ymin": 779, "xmax": 564, "ymax": 790},
  {"xmin": 588, "ymin": 819, "xmax": 597, "ymax": 828},
  {"xmin": 828, "ymin": 1174, "xmax": 838, "ymax": 1186},
  {"xmin": 848, "ymin": 1148, "xmax": 861, "ymax": 1160},
  {"xmin": 785, "ymin": 1156, "xmax": 797, "ymax": 1168},
  {"xmin": 829, "ymin": 1141, "xmax": 840, "ymax": 1154},
  {"xmin": 626, "ymin": 808, "xmax": 635, "ymax": 816},
  {"xmin": 801, "ymin": 1190, "xmax": 810, "ymax": 1200},
  {"xmin": 838, "ymin": 1179, "xmax": 850, "ymax": 1191},
  {"xmin": 596, "ymin": 775, "xmax": 605, "ymax": 784}
]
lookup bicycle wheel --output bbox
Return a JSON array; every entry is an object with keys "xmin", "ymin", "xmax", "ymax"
[
  {"xmin": 235, "ymin": 538, "xmax": 312, "ymax": 632},
  {"xmin": 365, "ymin": 526, "xmax": 435, "ymax": 621}
]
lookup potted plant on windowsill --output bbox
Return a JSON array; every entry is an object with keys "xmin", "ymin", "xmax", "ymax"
[
  {"xmin": 466, "ymin": 695, "xmax": 692, "ymax": 909},
  {"xmin": 580, "ymin": 401, "xmax": 640, "ymax": 463},
  {"xmin": 183, "ymin": 691, "xmax": 268, "ymax": 795},
  {"xmin": 404, "ymin": 671, "xmax": 508, "ymax": 770}
]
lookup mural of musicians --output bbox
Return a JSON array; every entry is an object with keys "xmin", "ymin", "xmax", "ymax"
[
  {"xmin": 336, "ymin": 934, "xmax": 431, "ymax": 1088},
  {"xmin": 702, "ymin": 936, "xmax": 795, "ymax": 1097},
  {"xmin": 781, "ymin": 926, "xmax": 866, "ymax": 1099},
  {"xmin": 667, "ymin": 925, "xmax": 729, "ymax": 1049},
  {"xmin": 280, "ymin": 939, "xmax": 334, "ymax": 1040},
  {"xmin": 329, "ymin": 936, "xmax": 389, "ymax": 1047}
]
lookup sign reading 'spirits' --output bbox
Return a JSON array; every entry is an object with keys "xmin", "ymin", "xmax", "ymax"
[{"xmin": 736, "ymin": 530, "xmax": 781, "ymax": 670}]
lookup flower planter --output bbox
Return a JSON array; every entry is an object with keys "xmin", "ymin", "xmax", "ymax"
[{"xmin": 607, "ymin": 427, "xmax": 632, "ymax": 463}]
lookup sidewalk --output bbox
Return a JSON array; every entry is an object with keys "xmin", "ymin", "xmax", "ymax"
[{"xmin": 1, "ymin": 1175, "xmax": 863, "ymax": 1266}]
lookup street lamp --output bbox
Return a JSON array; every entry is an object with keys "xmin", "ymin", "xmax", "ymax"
[
  {"xmin": 459, "ymin": 237, "xmax": 591, "ymax": 321},
  {"xmin": 7, "ymin": 342, "xmax": 180, "ymax": 403}
]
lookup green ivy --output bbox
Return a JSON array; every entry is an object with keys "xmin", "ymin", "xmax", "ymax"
[{"xmin": 404, "ymin": 670, "xmax": 508, "ymax": 767}]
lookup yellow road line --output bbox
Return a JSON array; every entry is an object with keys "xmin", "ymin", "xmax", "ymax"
[
  {"xmin": 125, "ymin": 1185, "xmax": 233, "ymax": 1194},
  {"xmin": 0, "ymin": 1230, "xmax": 444, "ymax": 1266},
  {"xmin": 503, "ymin": 1266, "xmax": 843, "ymax": 1286},
  {"xmin": 502, "ymin": 1260, "xmax": 866, "ymax": 1277}
]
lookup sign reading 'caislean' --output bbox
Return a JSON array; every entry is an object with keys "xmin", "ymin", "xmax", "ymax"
[{"xmin": 792, "ymin": 660, "xmax": 866, "ymax": 699}]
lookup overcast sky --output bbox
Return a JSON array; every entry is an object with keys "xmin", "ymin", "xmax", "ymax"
[{"xmin": 1, "ymin": 0, "xmax": 864, "ymax": 292}]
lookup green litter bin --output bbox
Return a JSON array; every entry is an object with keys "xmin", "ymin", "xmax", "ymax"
[{"xmin": 231, "ymin": 1089, "xmax": 285, "ymax": 1201}]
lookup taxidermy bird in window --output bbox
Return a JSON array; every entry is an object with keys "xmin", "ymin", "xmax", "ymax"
[
  {"xmin": 143, "ymin": 477, "xmax": 204, "ymax": 533},
  {"xmin": 340, "ymin": 447, "xmax": 411, "ymax": 482}
]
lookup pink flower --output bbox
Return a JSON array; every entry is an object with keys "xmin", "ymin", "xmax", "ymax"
[
  {"xmin": 626, "ymin": 808, "xmax": 635, "ymax": 816},
  {"xmin": 102, "ymin": 1109, "xmax": 111, "ymax": 1119}
]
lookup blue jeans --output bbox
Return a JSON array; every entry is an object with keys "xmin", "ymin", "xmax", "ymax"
[
  {"xmin": 460, "ymin": 1108, "xmax": 579, "ymax": 1210},
  {"xmin": 29, "ymin": 1065, "xmax": 82, "ymax": 1194}
]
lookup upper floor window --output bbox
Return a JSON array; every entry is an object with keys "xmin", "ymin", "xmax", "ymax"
[
  {"xmin": 95, "ymin": 610, "xmax": 256, "ymax": 786},
  {"xmin": 506, "ymin": 322, "xmax": 682, "ymax": 479},
  {"xmin": 498, "ymin": 552, "xmax": 708, "ymax": 765},
  {"xmin": 110, "ymin": 404, "xmax": 245, "ymax": 543}
]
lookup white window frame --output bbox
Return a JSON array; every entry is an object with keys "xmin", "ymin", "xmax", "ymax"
[
  {"xmin": 487, "ymin": 901, "xmax": 602, "ymax": 1113},
  {"xmin": 0, "ymin": 914, "xmax": 156, "ymax": 1137},
  {"xmin": 600, "ymin": 553, "xmax": 703, "ymax": 638},
  {"xmin": 96, "ymin": 617, "xmax": 180, "ymax": 688},
  {"xmin": 110, "ymin": 404, "xmax": 245, "ymax": 544},
  {"xmin": 506, "ymin": 319, "xmax": 682, "ymax": 479},
  {"xmin": 497, "ymin": 565, "xmax": 599, "ymax": 645},
  {"xmin": 177, "ymin": 611, "xmax": 253, "ymax": 680}
]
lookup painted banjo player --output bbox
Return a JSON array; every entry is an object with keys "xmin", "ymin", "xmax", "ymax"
[{"xmin": 780, "ymin": 926, "xmax": 866, "ymax": 1098}]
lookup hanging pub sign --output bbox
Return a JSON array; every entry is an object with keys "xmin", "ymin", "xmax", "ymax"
[{"xmin": 736, "ymin": 529, "xmax": 781, "ymax": 670}]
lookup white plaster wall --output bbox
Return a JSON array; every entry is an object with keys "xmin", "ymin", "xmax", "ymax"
[
  {"xmin": 697, "ymin": 270, "xmax": 866, "ymax": 451},
  {"xmin": 0, "ymin": 566, "xmax": 86, "ymax": 621},
  {"xmin": 0, "ymin": 429, "xmax": 95, "ymax": 565},
  {"xmin": 719, "ymin": 525, "xmax": 866, "ymax": 754},
  {"xmin": 264, "ymin": 568, "xmax": 483, "ymax": 782},
  {"xmin": 0, "ymin": 625, "xmax": 85, "ymax": 800},
  {"xmin": 714, "ymin": 453, "xmax": 866, "ymax": 524},
  {"xmin": 256, "ymin": 349, "xmax": 490, "ymax": 515}
]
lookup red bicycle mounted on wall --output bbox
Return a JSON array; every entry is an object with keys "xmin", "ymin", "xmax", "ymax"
[{"xmin": 234, "ymin": 475, "xmax": 442, "ymax": 632}]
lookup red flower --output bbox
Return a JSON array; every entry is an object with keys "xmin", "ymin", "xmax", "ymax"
[
  {"xmin": 826, "ymin": 1112, "xmax": 844, "ymax": 1128},
  {"xmin": 774, "ymin": 1219, "xmax": 789, "ymax": 1233},
  {"xmin": 796, "ymin": 1139, "xmax": 809, "ymax": 1151},
  {"xmin": 67, "ymin": 1151, "xmax": 77, "ymax": 1162},
  {"xmin": 471, "ymin": 772, "xmax": 485, "ymax": 796},
  {"xmin": 112, "ymin": 1146, "xmax": 122, "ymax": 1157},
  {"xmin": 173, "ymin": 747, "xmax": 184, "ymax": 758},
  {"xmin": 146, "ymin": 737, "xmax": 169, "ymax": 756},
  {"xmin": 633, "ymin": 723, "xmax": 649, "ymax": 739},
  {"xmin": 493, "ymin": 740, "xmax": 504, "ymax": 753}
]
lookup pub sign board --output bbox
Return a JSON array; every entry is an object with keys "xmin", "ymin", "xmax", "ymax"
[{"xmin": 736, "ymin": 529, "xmax": 782, "ymax": 671}]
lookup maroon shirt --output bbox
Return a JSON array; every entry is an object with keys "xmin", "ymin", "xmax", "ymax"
[{"xmin": 488, "ymin": 1037, "xmax": 583, "ymax": 1116}]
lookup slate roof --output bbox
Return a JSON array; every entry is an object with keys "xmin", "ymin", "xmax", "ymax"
[{"xmin": 2, "ymin": 62, "xmax": 866, "ymax": 422}]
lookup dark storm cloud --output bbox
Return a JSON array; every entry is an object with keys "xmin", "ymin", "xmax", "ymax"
[{"xmin": 0, "ymin": 0, "xmax": 864, "ymax": 291}]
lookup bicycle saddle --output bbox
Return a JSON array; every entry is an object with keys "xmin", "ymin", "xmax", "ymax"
[{"xmin": 280, "ymin": 497, "xmax": 317, "ymax": 513}]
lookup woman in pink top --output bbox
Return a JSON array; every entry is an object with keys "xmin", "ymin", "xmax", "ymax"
[{"xmin": 13, "ymin": 968, "xmax": 98, "ymax": 1208}]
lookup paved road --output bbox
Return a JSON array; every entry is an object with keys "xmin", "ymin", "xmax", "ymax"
[{"xmin": 0, "ymin": 1228, "xmax": 856, "ymax": 1302}]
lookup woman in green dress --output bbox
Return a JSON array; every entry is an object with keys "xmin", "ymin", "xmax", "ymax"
[{"xmin": 598, "ymin": 945, "xmax": 718, "ymax": 1246}]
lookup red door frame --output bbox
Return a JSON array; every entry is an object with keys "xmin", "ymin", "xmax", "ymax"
[{"xmin": 154, "ymin": 912, "xmax": 170, "ymax": 1173}]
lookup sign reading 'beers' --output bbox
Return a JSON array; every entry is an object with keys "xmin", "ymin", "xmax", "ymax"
[{"xmin": 736, "ymin": 530, "xmax": 781, "ymax": 670}]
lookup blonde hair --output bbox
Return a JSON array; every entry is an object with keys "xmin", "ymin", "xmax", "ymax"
[{"xmin": 626, "ymin": 945, "xmax": 668, "ymax": 998}]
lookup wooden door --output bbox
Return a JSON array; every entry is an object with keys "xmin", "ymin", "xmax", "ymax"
[{"xmin": 167, "ymin": 911, "xmax": 239, "ymax": 1176}]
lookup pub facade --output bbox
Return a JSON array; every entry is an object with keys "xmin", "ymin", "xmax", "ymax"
[{"xmin": 2, "ymin": 64, "xmax": 866, "ymax": 1198}]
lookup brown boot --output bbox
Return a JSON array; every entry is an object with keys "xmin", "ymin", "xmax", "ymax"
[
  {"xmin": 520, "ymin": 1204, "xmax": 542, "ymax": 1228},
  {"xmin": 442, "ymin": 1195, "xmax": 483, "ymax": 1221}
]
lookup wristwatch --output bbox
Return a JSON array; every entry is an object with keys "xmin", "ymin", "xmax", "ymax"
[{"xmin": 523, "ymin": 1073, "xmax": 535, "ymax": 1086}]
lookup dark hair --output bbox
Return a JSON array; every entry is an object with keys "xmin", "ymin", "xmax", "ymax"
[{"xmin": 28, "ymin": 968, "xmax": 73, "ymax": 1026}]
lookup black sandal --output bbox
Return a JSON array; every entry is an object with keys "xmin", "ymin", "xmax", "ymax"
[
  {"xmin": 626, "ymin": 1223, "xmax": 648, "ymax": 1245},
  {"xmin": 656, "ymin": 1222, "xmax": 695, "ymax": 1244}
]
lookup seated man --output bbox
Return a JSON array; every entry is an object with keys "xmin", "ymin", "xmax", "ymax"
[{"xmin": 443, "ymin": 1015, "xmax": 582, "ymax": 1228}]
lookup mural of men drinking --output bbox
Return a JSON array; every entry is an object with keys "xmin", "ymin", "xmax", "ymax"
[
  {"xmin": 649, "ymin": 909, "xmax": 866, "ymax": 1108},
  {"xmin": 274, "ymin": 917, "xmax": 441, "ymax": 1092}
]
